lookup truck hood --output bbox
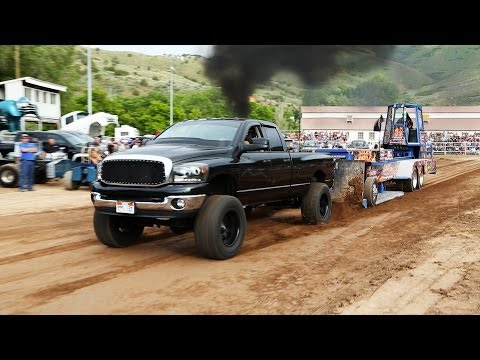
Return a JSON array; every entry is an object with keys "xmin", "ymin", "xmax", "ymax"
[{"xmin": 107, "ymin": 143, "xmax": 232, "ymax": 163}]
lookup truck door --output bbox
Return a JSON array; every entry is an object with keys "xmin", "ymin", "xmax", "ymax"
[
  {"xmin": 236, "ymin": 124, "xmax": 273, "ymax": 204},
  {"xmin": 261, "ymin": 124, "xmax": 292, "ymax": 200}
]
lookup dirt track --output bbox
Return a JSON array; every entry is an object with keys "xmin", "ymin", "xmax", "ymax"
[{"xmin": 1, "ymin": 156, "xmax": 480, "ymax": 314}]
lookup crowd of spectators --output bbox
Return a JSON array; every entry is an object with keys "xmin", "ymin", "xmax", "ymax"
[
  {"xmin": 86, "ymin": 136, "xmax": 148, "ymax": 164},
  {"xmin": 425, "ymin": 131, "xmax": 480, "ymax": 143},
  {"xmin": 286, "ymin": 130, "xmax": 480, "ymax": 144},
  {"xmin": 284, "ymin": 130, "xmax": 480, "ymax": 154}
]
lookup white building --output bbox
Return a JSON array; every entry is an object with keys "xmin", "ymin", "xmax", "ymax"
[
  {"xmin": 0, "ymin": 76, "xmax": 67, "ymax": 129},
  {"xmin": 115, "ymin": 125, "xmax": 139, "ymax": 139},
  {"xmin": 301, "ymin": 105, "xmax": 480, "ymax": 144}
]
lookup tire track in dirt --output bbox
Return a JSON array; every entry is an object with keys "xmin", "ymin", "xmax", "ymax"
[
  {"xmin": 243, "ymin": 164, "xmax": 480, "ymax": 314},
  {"xmin": 23, "ymin": 248, "xmax": 198, "ymax": 308},
  {"xmin": 0, "ymin": 241, "xmax": 94, "ymax": 265},
  {"xmin": 340, "ymin": 183, "xmax": 480, "ymax": 314},
  {"xmin": 426, "ymin": 161, "xmax": 480, "ymax": 186}
]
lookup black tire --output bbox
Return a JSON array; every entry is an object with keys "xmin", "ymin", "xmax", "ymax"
[
  {"xmin": 0, "ymin": 164, "xmax": 19, "ymax": 188},
  {"xmin": 93, "ymin": 210, "xmax": 144, "ymax": 248},
  {"xmin": 403, "ymin": 167, "xmax": 418, "ymax": 192},
  {"xmin": 63, "ymin": 170, "xmax": 80, "ymax": 190},
  {"xmin": 364, "ymin": 176, "xmax": 378, "ymax": 206},
  {"xmin": 244, "ymin": 205, "xmax": 253, "ymax": 218},
  {"xmin": 301, "ymin": 182, "xmax": 332, "ymax": 225},
  {"xmin": 194, "ymin": 195, "xmax": 246, "ymax": 260},
  {"xmin": 417, "ymin": 166, "xmax": 424, "ymax": 189}
]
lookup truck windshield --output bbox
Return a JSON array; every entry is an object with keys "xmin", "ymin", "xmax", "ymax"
[{"xmin": 156, "ymin": 121, "xmax": 241, "ymax": 145}]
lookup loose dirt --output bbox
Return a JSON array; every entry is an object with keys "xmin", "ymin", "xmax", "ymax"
[{"xmin": 1, "ymin": 156, "xmax": 479, "ymax": 314}]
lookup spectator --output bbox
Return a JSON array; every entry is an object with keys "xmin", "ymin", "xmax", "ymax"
[
  {"xmin": 18, "ymin": 134, "xmax": 37, "ymax": 192},
  {"xmin": 88, "ymin": 136, "xmax": 103, "ymax": 164},
  {"xmin": 43, "ymin": 137, "xmax": 60, "ymax": 160},
  {"xmin": 131, "ymin": 139, "xmax": 141, "ymax": 149},
  {"xmin": 117, "ymin": 139, "xmax": 129, "ymax": 151},
  {"xmin": 374, "ymin": 115, "xmax": 383, "ymax": 131},
  {"xmin": 107, "ymin": 140, "xmax": 117, "ymax": 154}
]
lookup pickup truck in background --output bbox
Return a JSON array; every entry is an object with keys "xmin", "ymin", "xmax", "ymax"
[
  {"xmin": 91, "ymin": 118, "xmax": 335, "ymax": 260},
  {"xmin": 0, "ymin": 130, "xmax": 93, "ymax": 187}
]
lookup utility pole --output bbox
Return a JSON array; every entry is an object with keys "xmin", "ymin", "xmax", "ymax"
[
  {"xmin": 14, "ymin": 46, "xmax": 20, "ymax": 78},
  {"xmin": 169, "ymin": 66, "xmax": 174, "ymax": 126},
  {"xmin": 87, "ymin": 46, "xmax": 92, "ymax": 114}
]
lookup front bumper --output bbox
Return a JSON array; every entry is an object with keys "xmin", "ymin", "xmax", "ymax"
[{"xmin": 91, "ymin": 192, "xmax": 206, "ymax": 219}]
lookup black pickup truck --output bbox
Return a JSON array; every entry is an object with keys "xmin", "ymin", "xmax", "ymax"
[{"xmin": 91, "ymin": 118, "xmax": 335, "ymax": 259}]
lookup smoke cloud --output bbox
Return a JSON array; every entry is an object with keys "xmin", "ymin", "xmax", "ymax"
[{"xmin": 205, "ymin": 45, "xmax": 396, "ymax": 117}]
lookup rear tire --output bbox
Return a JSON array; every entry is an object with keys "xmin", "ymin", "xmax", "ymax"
[
  {"xmin": 403, "ymin": 167, "xmax": 418, "ymax": 192},
  {"xmin": 0, "ymin": 164, "xmax": 19, "ymax": 188},
  {"xmin": 417, "ymin": 166, "xmax": 424, "ymax": 189},
  {"xmin": 194, "ymin": 195, "xmax": 246, "ymax": 260},
  {"xmin": 301, "ymin": 182, "xmax": 332, "ymax": 224},
  {"xmin": 93, "ymin": 210, "xmax": 144, "ymax": 248},
  {"xmin": 364, "ymin": 176, "xmax": 378, "ymax": 206}
]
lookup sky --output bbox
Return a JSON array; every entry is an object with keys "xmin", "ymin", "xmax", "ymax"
[{"xmin": 89, "ymin": 45, "xmax": 213, "ymax": 57}]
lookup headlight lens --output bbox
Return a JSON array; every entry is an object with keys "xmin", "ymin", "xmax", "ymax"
[
  {"xmin": 172, "ymin": 163, "xmax": 208, "ymax": 183},
  {"xmin": 97, "ymin": 162, "xmax": 102, "ymax": 180}
]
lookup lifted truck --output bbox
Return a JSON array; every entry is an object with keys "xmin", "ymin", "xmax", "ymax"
[
  {"xmin": 91, "ymin": 118, "xmax": 335, "ymax": 260},
  {"xmin": 315, "ymin": 103, "xmax": 436, "ymax": 207}
]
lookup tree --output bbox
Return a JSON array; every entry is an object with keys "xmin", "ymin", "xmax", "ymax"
[
  {"xmin": 350, "ymin": 75, "xmax": 401, "ymax": 105},
  {"xmin": 249, "ymin": 102, "xmax": 275, "ymax": 121},
  {"xmin": 0, "ymin": 45, "xmax": 81, "ymax": 114}
]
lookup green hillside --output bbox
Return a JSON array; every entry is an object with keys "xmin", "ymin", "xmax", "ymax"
[
  {"xmin": 74, "ymin": 45, "xmax": 480, "ymax": 107},
  {"xmin": 76, "ymin": 46, "xmax": 306, "ymax": 108}
]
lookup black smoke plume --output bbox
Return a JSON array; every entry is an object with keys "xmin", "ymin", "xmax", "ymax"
[{"xmin": 205, "ymin": 45, "xmax": 396, "ymax": 117}]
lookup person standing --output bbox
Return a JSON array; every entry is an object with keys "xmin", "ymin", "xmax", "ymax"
[
  {"xmin": 18, "ymin": 134, "xmax": 38, "ymax": 192},
  {"xmin": 88, "ymin": 136, "xmax": 103, "ymax": 164}
]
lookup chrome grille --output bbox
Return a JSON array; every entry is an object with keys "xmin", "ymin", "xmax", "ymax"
[{"xmin": 102, "ymin": 159, "xmax": 166, "ymax": 186}]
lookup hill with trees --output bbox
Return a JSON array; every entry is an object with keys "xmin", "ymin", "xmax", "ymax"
[{"xmin": 1, "ymin": 45, "xmax": 480, "ymax": 133}]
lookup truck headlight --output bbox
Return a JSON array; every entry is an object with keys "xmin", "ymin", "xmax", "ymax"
[
  {"xmin": 172, "ymin": 163, "xmax": 208, "ymax": 183},
  {"xmin": 97, "ymin": 162, "xmax": 102, "ymax": 180}
]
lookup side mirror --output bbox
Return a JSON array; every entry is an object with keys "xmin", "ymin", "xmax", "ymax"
[{"xmin": 242, "ymin": 137, "xmax": 269, "ymax": 152}]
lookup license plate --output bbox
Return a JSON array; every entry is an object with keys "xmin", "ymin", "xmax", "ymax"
[{"xmin": 116, "ymin": 201, "xmax": 135, "ymax": 214}]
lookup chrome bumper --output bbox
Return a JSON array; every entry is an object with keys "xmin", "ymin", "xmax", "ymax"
[{"xmin": 91, "ymin": 192, "xmax": 206, "ymax": 212}]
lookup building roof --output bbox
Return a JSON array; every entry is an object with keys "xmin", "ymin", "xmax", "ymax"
[
  {"xmin": 0, "ymin": 76, "xmax": 67, "ymax": 92},
  {"xmin": 302, "ymin": 106, "xmax": 480, "ymax": 113}
]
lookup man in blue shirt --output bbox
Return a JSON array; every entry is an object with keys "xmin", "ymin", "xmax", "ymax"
[{"xmin": 18, "ymin": 134, "xmax": 38, "ymax": 191}]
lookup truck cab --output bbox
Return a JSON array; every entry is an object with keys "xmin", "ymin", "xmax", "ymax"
[{"xmin": 382, "ymin": 103, "xmax": 429, "ymax": 159}]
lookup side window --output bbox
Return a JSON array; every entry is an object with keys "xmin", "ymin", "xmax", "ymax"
[
  {"xmin": 262, "ymin": 126, "xmax": 284, "ymax": 151},
  {"xmin": 244, "ymin": 125, "xmax": 261, "ymax": 144},
  {"xmin": 38, "ymin": 133, "xmax": 49, "ymax": 143},
  {"xmin": 57, "ymin": 135, "xmax": 67, "ymax": 146}
]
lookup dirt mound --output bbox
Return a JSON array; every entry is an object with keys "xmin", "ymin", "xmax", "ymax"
[{"xmin": 331, "ymin": 201, "xmax": 363, "ymax": 222}]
